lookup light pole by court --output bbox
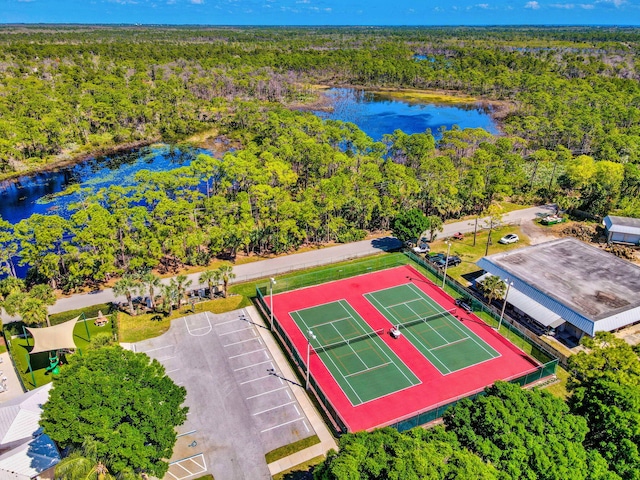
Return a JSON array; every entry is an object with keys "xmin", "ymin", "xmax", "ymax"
[
  {"xmin": 306, "ymin": 330, "xmax": 316, "ymax": 390},
  {"xmin": 269, "ymin": 277, "xmax": 276, "ymax": 331},
  {"xmin": 441, "ymin": 241, "xmax": 452, "ymax": 289},
  {"xmin": 498, "ymin": 279, "xmax": 514, "ymax": 331}
]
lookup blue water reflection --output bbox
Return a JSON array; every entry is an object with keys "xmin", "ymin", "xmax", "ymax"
[{"xmin": 312, "ymin": 88, "xmax": 498, "ymax": 142}]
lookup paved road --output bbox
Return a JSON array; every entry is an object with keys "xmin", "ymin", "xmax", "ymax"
[{"xmin": 2, "ymin": 204, "xmax": 555, "ymax": 320}]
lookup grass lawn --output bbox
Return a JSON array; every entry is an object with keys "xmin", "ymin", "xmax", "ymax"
[
  {"xmin": 543, "ymin": 365, "xmax": 570, "ymax": 400},
  {"xmin": 117, "ymin": 296, "xmax": 246, "ymax": 343},
  {"xmin": 427, "ymin": 225, "xmax": 530, "ymax": 286},
  {"xmin": 5, "ymin": 315, "xmax": 116, "ymax": 390}
]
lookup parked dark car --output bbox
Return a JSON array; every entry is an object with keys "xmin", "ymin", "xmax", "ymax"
[
  {"xmin": 427, "ymin": 253, "xmax": 446, "ymax": 264},
  {"xmin": 434, "ymin": 255, "xmax": 462, "ymax": 268},
  {"xmin": 455, "ymin": 298, "xmax": 473, "ymax": 313}
]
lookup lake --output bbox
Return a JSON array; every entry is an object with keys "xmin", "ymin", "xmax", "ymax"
[
  {"xmin": 1, "ymin": 87, "xmax": 498, "ymax": 226},
  {"xmin": 312, "ymin": 88, "xmax": 498, "ymax": 142}
]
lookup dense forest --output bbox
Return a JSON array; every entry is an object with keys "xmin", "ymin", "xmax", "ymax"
[
  {"xmin": 1, "ymin": 26, "xmax": 640, "ymax": 289},
  {"xmin": 315, "ymin": 333, "xmax": 640, "ymax": 480}
]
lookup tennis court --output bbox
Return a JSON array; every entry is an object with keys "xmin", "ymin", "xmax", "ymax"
[
  {"xmin": 291, "ymin": 300, "xmax": 420, "ymax": 405},
  {"xmin": 365, "ymin": 283, "xmax": 500, "ymax": 374}
]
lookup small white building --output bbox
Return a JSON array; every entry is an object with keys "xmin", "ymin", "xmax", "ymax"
[
  {"xmin": 603, "ymin": 215, "xmax": 640, "ymax": 245},
  {"xmin": 0, "ymin": 384, "xmax": 60, "ymax": 480}
]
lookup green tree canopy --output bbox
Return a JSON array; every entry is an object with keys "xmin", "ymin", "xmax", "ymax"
[
  {"xmin": 443, "ymin": 381, "xmax": 617, "ymax": 480},
  {"xmin": 568, "ymin": 332, "xmax": 640, "ymax": 479},
  {"xmin": 391, "ymin": 208, "xmax": 430, "ymax": 244},
  {"xmin": 41, "ymin": 346, "xmax": 188, "ymax": 478},
  {"xmin": 314, "ymin": 426, "xmax": 498, "ymax": 480}
]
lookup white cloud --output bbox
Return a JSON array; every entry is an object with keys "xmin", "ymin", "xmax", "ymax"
[
  {"xmin": 550, "ymin": 3, "xmax": 575, "ymax": 7},
  {"xmin": 296, "ymin": 0, "xmax": 310, "ymax": 3},
  {"xmin": 190, "ymin": 0, "xmax": 204, "ymax": 4},
  {"xmin": 580, "ymin": 3, "xmax": 595, "ymax": 8},
  {"xmin": 17, "ymin": 0, "xmax": 35, "ymax": 3},
  {"xmin": 476, "ymin": 3, "xmax": 490, "ymax": 8},
  {"xmin": 597, "ymin": 0, "xmax": 626, "ymax": 6},
  {"xmin": 525, "ymin": 1, "xmax": 540, "ymax": 8}
]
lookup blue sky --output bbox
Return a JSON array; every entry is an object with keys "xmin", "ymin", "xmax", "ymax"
[{"xmin": 2, "ymin": 0, "xmax": 639, "ymax": 25}]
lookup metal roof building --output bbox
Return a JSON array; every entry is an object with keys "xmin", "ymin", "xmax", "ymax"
[
  {"xmin": 0, "ymin": 384, "xmax": 60, "ymax": 480},
  {"xmin": 476, "ymin": 237, "xmax": 640, "ymax": 339},
  {"xmin": 603, "ymin": 215, "xmax": 640, "ymax": 245}
]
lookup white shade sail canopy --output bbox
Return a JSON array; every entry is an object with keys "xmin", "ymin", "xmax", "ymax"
[{"xmin": 26, "ymin": 316, "xmax": 79, "ymax": 354}]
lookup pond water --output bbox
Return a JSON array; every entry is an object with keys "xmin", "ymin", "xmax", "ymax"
[
  {"xmin": 312, "ymin": 88, "xmax": 498, "ymax": 142},
  {"xmin": 1, "ymin": 87, "xmax": 499, "ymax": 227},
  {"xmin": 0, "ymin": 144, "xmax": 206, "ymax": 225}
]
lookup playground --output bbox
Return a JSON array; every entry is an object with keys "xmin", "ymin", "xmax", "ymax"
[
  {"xmin": 270, "ymin": 264, "xmax": 543, "ymax": 432},
  {"xmin": 4, "ymin": 310, "xmax": 116, "ymax": 389}
]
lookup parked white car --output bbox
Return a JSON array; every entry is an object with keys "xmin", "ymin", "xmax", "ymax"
[
  {"xmin": 413, "ymin": 243, "xmax": 430, "ymax": 254},
  {"xmin": 499, "ymin": 233, "xmax": 519, "ymax": 244}
]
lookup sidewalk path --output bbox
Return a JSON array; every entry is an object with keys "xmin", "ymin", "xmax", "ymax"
[{"xmin": 1, "ymin": 204, "xmax": 554, "ymax": 320}]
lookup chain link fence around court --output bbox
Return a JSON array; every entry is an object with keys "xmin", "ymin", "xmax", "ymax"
[{"xmin": 255, "ymin": 251, "xmax": 559, "ymax": 434}]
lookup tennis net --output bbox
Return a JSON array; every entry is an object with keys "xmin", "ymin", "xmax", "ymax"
[
  {"xmin": 396, "ymin": 307, "xmax": 457, "ymax": 330},
  {"xmin": 311, "ymin": 328, "xmax": 385, "ymax": 354}
]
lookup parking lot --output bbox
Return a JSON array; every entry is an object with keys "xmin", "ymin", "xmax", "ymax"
[{"xmin": 132, "ymin": 310, "xmax": 316, "ymax": 480}]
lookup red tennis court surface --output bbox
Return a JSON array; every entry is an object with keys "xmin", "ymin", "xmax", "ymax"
[{"xmin": 271, "ymin": 264, "xmax": 541, "ymax": 432}]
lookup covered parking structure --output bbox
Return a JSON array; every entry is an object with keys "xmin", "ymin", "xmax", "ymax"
[{"xmin": 477, "ymin": 238, "xmax": 640, "ymax": 341}]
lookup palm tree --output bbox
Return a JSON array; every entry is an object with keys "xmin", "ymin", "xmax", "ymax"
[
  {"xmin": 28, "ymin": 284, "xmax": 56, "ymax": 326},
  {"xmin": 161, "ymin": 283, "xmax": 179, "ymax": 314},
  {"xmin": 217, "ymin": 264, "xmax": 235, "ymax": 298},
  {"xmin": 479, "ymin": 275, "xmax": 507, "ymax": 306},
  {"xmin": 113, "ymin": 276, "xmax": 140, "ymax": 316},
  {"xmin": 198, "ymin": 269, "xmax": 221, "ymax": 300},
  {"xmin": 19, "ymin": 297, "xmax": 49, "ymax": 327},
  {"xmin": 172, "ymin": 274, "xmax": 193, "ymax": 307},
  {"xmin": 55, "ymin": 438, "xmax": 136, "ymax": 480},
  {"xmin": 139, "ymin": 272, "xmax": 162, "ymax": 311}
]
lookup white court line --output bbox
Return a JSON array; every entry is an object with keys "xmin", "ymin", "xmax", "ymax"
[
  {"xmin": 219, "ymin": 327, "xmax": 253, "ymax": 336},
  {"xmin": 184, "ymin": 314, "xmax": 212, "ymax": 337},
  {"xmin": 234, "ymin": 360, "xmax": 273, "ymax": 371},
  {"xmin": 261, "ymin": 417, "xmax": 305, "ymax": 433},
  {"xmin": 189, "ymin": 326, "xmax": 211, "ymax": 332},
  {"xmin": 240, "ymin": 375, "xmax": 271, "ymax": 385},
  {"xmin": 246, "ymin": 386, "xmax": 288, "ymax": 399},
  {"xmin": 223, "ymin": 337, "xmax": 260, "ymax": 347},
  {"xmin": 229, "ymin": 348, "xmax": 266, "ymax": 359},
  {"xmin": 253, "ymin": 401, "xmax": 296, "ymax": 416}
]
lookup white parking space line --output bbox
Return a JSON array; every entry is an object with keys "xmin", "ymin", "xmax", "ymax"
[
  {"xmin": 253, "ymin": 401, "xmax": 296, "ymax": 416},
  {"xmin": 138, "ymin": 344, "xmax": 173, "ymax": 354},
  {"xmin": 260, "ymin": 417, "xmax": 306, "ymax": 433},
  {"xmin": 240, "ymin": 375, "xmax": 271, "ymax": 385},
  {"xmin": 223, "ymin": 337, "xmax": 261, "ymax": 347},
  {"xmin": 286, "ymin": 390, "xmax": 291, "ymax": 400},
  {"xmin": 293, "ymin": 404, "xmax": 300, "ymax": 416},
  {"xmin": 234, "ymin": 360, "xmax": 273, "ymax": 372},
  {"xmin": 219, "ymin": 327, "xmax": 254, "ymax": 336},
  {"xmin": 166, "ymin": 368, "xmax": 181, "ymax": 374},
  {"xmin": 157, "ymin": 355, "xmax": 176, "ymax": 362},
  {"xmin": 303, "ymin": 420, "xmax": 310, "ymax": 433},
  {"xmin": 229, "ymin": 348, "xmax": 266, "ymax": 359},
  {"xmin": 167, "ymin": 453, "xmax": 207, "ymax": 480},
  {"xmin": 216, "ymin": 318, "xmax": 245, "ymax": 326},
  {"xmin": 246, "ymin": 386, "xmax": 288, "ymax": 400}
]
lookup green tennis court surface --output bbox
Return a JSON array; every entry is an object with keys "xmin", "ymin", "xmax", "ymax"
[
  {"xmin": 365, "ymin": 284, "xmax": 500, "ymax": 375},
  {"xmin": 291, "ymin": 300, "xmax": 420, "ymax": 405}
]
